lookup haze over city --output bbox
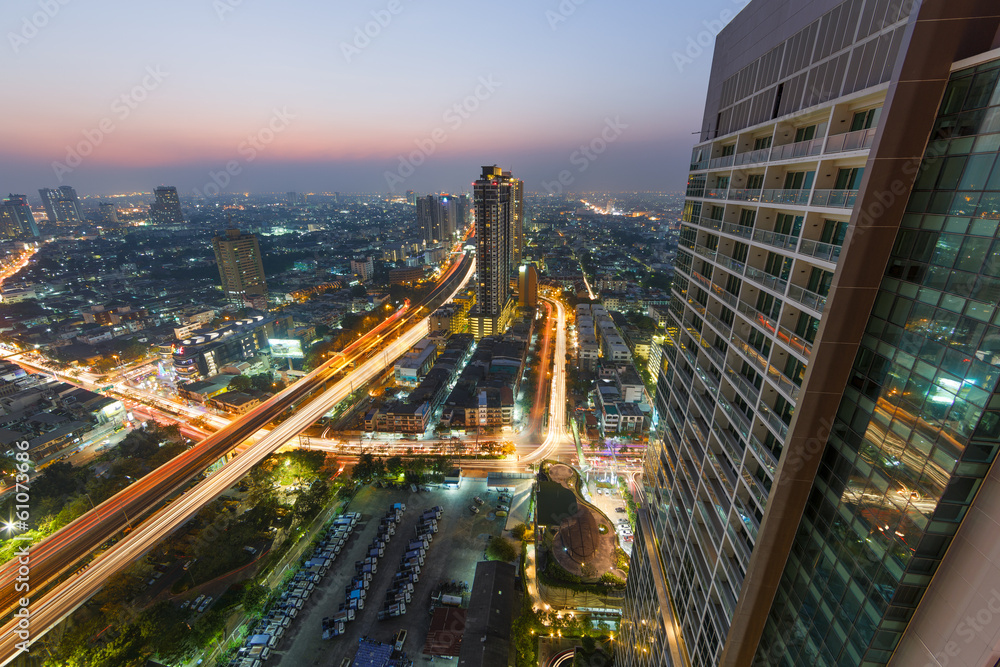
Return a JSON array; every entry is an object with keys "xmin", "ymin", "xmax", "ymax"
[{"xmin": 0, "ymin": 0, "xmax": 738, "ymax": 195}]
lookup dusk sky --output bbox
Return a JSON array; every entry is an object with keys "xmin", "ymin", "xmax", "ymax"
[{"xmin": 2, "ymin": 0, "xmax": 747, "ymax": 198}]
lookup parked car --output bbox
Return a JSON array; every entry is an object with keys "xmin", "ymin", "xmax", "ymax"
[
  {"xmin": 615, "ymin": 507, "xmax": 627, "ymax": 513},
  {"xmin": 469, "ymin": 505, "xmax": 480, "ymax": 515},
  {"xmin": 473, "ymin": 496, "xmax": 484, "ymax": 505},
  {"xmin": 197, "ymin": 596, "xmax": 213, "ymax": 613}
]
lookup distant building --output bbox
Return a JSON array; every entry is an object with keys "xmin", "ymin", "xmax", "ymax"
[
  {"xmin": 38, "ymin": 186, "xmax": 82, "ymax": 224},
  {"xmin": 150, "ymin": 186, "xmax": 184, "ymax": 224},
  {"xmin": 0, "ymin": 195, "xmax": 40, "ymax": 239},
  {"xmin": 350, "ymin": 256, "xmax": 374, "ymax": 283},
  {"xmin": 406, "ymin": 189, "xmax": 417, "ymax": 205},
  {"xmin": 213, "ymin": 229, "xmax": 268, "ymax": 309},
  {"xmin": 97, "ymin": 202, "xmax": 118, "ymax": 225},
  {"xmin": 417, "ymin": 194, "xmax": 459, "ymax": 244},
  {"xmin": 285, "ymin": 191, "xmax": 298, "ymax": 205},
  {"xmin": 517, "ymin": 264, "xmax": 537, "ymax": 308}
]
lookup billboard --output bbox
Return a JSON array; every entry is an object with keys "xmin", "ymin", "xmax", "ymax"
[{"xmin": 269, "ymin": 339, "xmax": 304, "ymax": 359}]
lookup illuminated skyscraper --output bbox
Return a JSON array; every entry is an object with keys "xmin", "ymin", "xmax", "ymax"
[
  {"xmin": 0, "ymin": 195, "xmax": 39, "ymax": 239},
  {"xmin": 507, "ymin": 172, "xmax": 524, "ymax": 264},
  {"xmin": 417, "ymin": 194, "xmax": 459, "ymax": 244},
  {"xmin": 213, "ymin": 229, "xmax": 268, "ymax": 309},
  {"xmin": 469, "ymin": 166, "xmax": 516, "ymax": 339},
  {"xmin": 150, "ymin": 186, "xmax": 185, "ymax": 225},
  {"xmin": 38, "ymin": 186, "xmax": 81, "ymax": 224},
  {"xmin": 620, "ymin": 2, "xmax": 1000, "ymax": 667}
]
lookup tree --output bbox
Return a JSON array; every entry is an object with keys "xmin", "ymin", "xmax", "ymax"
[
  {"xmin": 486, "ymin": 536, "xmax": 516, "ymax": 562},
  {"xmin": 511, "ymin": 523, "xmax": 530, "ymax": 541},
  {"xmin": 385, "ymin": 456, "xmax": 404, "ymax": 477},
  {"xmin": 228, "ymin": 375, "xmax": 253, "ymax": 392},
  {"xmin": 351, "ymin": 453, "xmax": 385, "ymax": 483}
]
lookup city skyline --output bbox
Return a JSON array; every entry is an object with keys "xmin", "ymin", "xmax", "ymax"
[{"xmin": 0, "ymin": 0, "xmax": 741, "ymax": 196}]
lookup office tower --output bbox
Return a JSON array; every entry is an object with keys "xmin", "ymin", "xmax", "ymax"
[
  {"xmin": 619, "ymin": 2, "xmax": 1000, "ymax": 667},
  {"xmin": 286, "ymin": 191, "xmax": 298, "ymax": 205},
  {"xmin": 150, "ymin": 186, "xmax": 184, "ymax": 224},
  {"xmin": 406, "ymin": 189, "xmax": 417, "ymax": 205},
  {"xmin": 517, "ymin": 264, "xmax": 537, "ymax": 308},
  {"xmin": 213, "ymin": 229, "xmax": 268, "ymax": 309},
  {"xmin": 506, "ymin": 172, "xmax": 524, "ymax": 264},
  {"xmin": 0, "ymin": 195, "xmax": 40, "ymax": 239},
  {"xmin": 38, "ymin": 186, "xmax": 81, "ymax": 224},
  {"xmin": 97, "ymin": 202, "xmax": 119, "ymax": 225},
  {"xmin": 469, "ymin": 166, "xmax": 516, "ymax": 339},
  {"xmin": 416, "ymin": 194, "xmax": 458, "ymax": 244}
]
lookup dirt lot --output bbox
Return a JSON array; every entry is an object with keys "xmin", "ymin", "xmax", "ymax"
[{"xmin": 273, "ymin": 478, "xmax": 518, "ymax": 665}]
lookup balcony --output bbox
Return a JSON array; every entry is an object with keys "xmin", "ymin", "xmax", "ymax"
[
  {"xmin": 736, "ymin": 299, "xmax": 777, "ymax": 333},
  {"xmin": 752, "ymin": 228, "xmax": 798, "ymax": 251},
  {"xmin": 787, "ymin": 283, "xmax": 827, "ymax": 313},
  {"xmin": 721, "ymin": 222, "xmax": 753, "ymax": 239},
  {"xmin": 798, "ymin": 239, "xmax": 842, "ymax": 263},
  {"xmin": 811, "ymin": 189, "xmax": 859, "ymax": 208},
  {"xmin": 696, "ymin": 216, "xmax": 724, "ymax": 232},
  {"xmin": 769, "ymin": 137, "xmax": 824, "ymax": 161},
  {"xmin": 776, "ymin": 324, "xmax": 813, "ymax": 359},
  {"xmin": 748, "ymin": 433, "xmax": 778, "ymax": 476},
  {"xmin": 679, "ymin": 236, "xmax": 695, "ymax": 250},
  {"xmin": 705, "ymin": 449, "xmax": 737, "ymax": 499},
  {"xmin": 705, "ymin": 188, "xmax": 729, "ymax": 200},
  {"xmin": 726, "ymin": 367, "xmax": 761, "ymax": 406},
  {"xmin": 744, "ymin": 266, "xmax": 788, "ymax": 294},
  {"xmin": 741, "ymin": 469, "xmax": 770, "ymax": 509},
  {"xmin": 734, "ymin": 147, "xmax": 772, "ymax": 166},
  {"xmin": 765, "ymin": 364, "xmax": 801, "ymax": 402},
  {"xmin": 694, "ymin": 244, "xmax": 718, "ymax": 261},
  {"xmin": 704, "ymin": 310, "xmax": 732, "ymax": 337},
  {"xmin": 727, "ymin": 188, "xmax": 763, "ymax": 202},
  {"xmin": 733, "ymin": 494, "xmax": 761, "ymax": 542},
  {"xmin": 716, "ymin": 255, "xmax": 747, "ymax": 275},
  {"xmin": 758, "ymin": 400, "xmax": 789, "ymax": 442},
  {"xmin": 712, "ymin": 424, "xmax": 744, "ymax": 472},
  {"xmin": 825, "ymin": 127, "xmax": 877, "ymax": 154},
  {"xmin": 759, "ymin": 189, "xmax": 811, "ymax": 206},
  {"xmin": 718, "ymin": 393, "xmax": 751, "ymax": 440},
  {"xmin": 708, "ymin": 154, "xmax": 736, "ymax": 169}
]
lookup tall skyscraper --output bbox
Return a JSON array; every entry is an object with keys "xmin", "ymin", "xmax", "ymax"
[
  {"xmin": 150, "ymin": 186, "xmax": 185, "ymax": 225},
  {"xmin": 416, "ymin": 194, "xmax": 458, "ymax": 244},
  {"xmin": 517, "ymin": 263, "xmax": 537, "ymax": 308},
  {"xmin": 507, "ymin": 172, "xmax": 524, "ymax": 264},
  {"xmin": 38, "ymin": 186, "xmax": 81, "ymax": 224},
  {"xmin": 0, "ymin": 195, "xmax": 40, "ymax": 239},
  {"xmin": 620, "ymin": 3, "xmax": 1000, "ymax": 667},
  {"xmin": 469, "ymin": 166, "xmax": 516, "ymax": 339},
  {"xmin": 213, "ymin": 229, "xmax": 268, "ymax": 310}
]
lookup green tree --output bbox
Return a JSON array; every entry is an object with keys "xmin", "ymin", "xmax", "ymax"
[
  {"xmin": 511, "ymin": 523, "xmax": 530, "ymax": 541},
  {"xmin": 385, "ymin": 456, "xmax": 404, "ymax": 477},
  {"xmin": 486, "ymin": 536, "xmax": 516, "ymax": 562},
  {"xmin": 228, "ymin": 375, "xmax": 253, "ymax": 392}
]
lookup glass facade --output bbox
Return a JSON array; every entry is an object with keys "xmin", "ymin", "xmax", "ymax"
[{"xmin": 753, "ymin": 61, "xmax": 1000, "ymax": 667}]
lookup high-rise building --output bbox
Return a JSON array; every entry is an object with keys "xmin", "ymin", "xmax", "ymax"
[
  {"xmin": 351, "ymin": 256, "xmax": 374, "ymax": 283},
  {"xmin": 507, "ymin": 172, "xmax": 524, "ymax": 264},
  {"xmin": 213, "ymin": 229, "xmax": 268, "ymax": 309},
  {"xmin": 620, "ymin": 3, "xmax": 1000, "ymax": 667},
  {"xmin": 0, "ymin": 195, "xmax": 40, "ymax": 239},
  {"xmin": 517, "ymin": 264, "xmax": 537, "ymax": 308},
  {"xmin": 417, "ymin": 194, "xmax": 458, "ymax": 244},
  {"xmin": 38, "ymin": 186, "xmax": 81, "ymax": 224},
  {"xmin": 406, "ymin": 189, "xmax": 417, "ymax": 206},
  {"xmin": 286, "ymin": 191, "xmax": 299, "ymax": 205},
  {"xmin": 97, "ymin": 202, "xmax": 119, "ymax": 225},
  {"xmin": 469, "ymin": 166, "xmax": 516, "ymax": 339},
  {"xmin": 150, "ymin": 186, "xmax": 185, "ymax": 225}
]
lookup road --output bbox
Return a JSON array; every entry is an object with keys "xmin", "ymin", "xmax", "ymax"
[
  {"xmin": 0, "ymin": 253, "xmax": 475, "ymax": 665},
  {"xmin": 523, "ymin": 295, "xmax": 574, "ymax": 464}
]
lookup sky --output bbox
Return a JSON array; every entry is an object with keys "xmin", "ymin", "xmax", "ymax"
[{"xmin": 0, "ymin": 0, "xmax": 746, "ymax": 198}]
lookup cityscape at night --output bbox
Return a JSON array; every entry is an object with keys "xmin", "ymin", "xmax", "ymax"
[{"xmin": 3, "ymin": 1, "xmax": 1000, "ymax": 667}]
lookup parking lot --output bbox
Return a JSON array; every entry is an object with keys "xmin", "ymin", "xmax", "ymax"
[
  {"xmin": 274, "ymin": 478, "xmax": 517, "ymax": 665},
  {"xmin": 582, "ymin": 474, "xmax": 632, "ymax": 555}
]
